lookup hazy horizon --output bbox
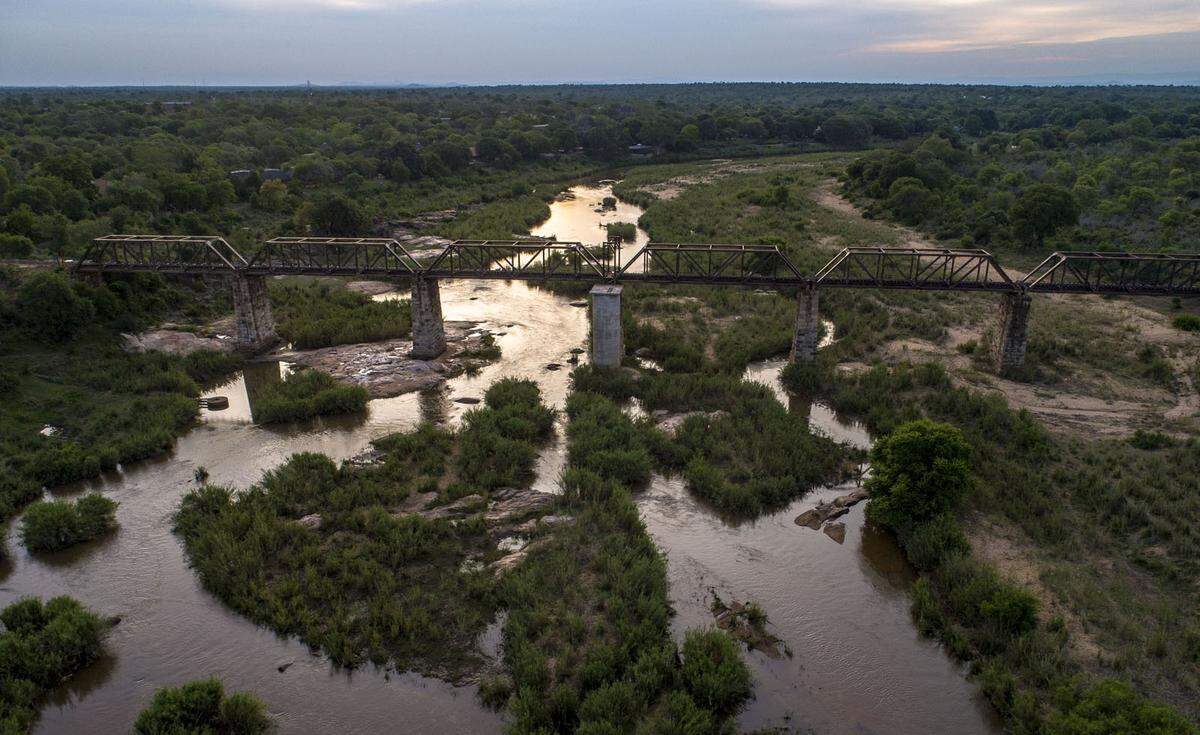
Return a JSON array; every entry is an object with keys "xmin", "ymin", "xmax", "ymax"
[{"xmin": 2, "ymin": 0, "xmax": 1199, "ymax": 87}]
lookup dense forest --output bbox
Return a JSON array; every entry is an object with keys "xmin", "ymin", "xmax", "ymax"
[{"xmin": 2, "ymin": 83, "xmax": 1198, "ymax": 260}]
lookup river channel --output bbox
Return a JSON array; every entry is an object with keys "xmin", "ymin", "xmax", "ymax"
[{"xmin": 0, "ymin": 183, "xmax": 998, "ymax": 734}]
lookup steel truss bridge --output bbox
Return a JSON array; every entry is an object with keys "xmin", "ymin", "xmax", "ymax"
[{"xmin": 76, "ymin": 235, "xmax": 1200, "ymax": 296}]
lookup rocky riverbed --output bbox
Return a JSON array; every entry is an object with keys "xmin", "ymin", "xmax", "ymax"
[{"xmin": 279, "ymin": 320, "xmax": 502, "ymax": 398}]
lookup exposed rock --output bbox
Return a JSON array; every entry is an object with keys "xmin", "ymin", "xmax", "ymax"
[
  {"xmin": 634, "ymin": 347, "xmax": 651, "ymax": 358},
  {"xmin": 794, "ymin": 508, "xmax": 823, "ymax": 529},
  {"xmin": 281, "ymin": 321, "xmax": 499, "ymax": 398},
  {"xmin": 276, "ymin": 659, "xmax": 295, "ymax": 673},
  {"xmin": 345, "ymin": 280, "xmax": 397, "ymax": 296},
  {"xmin": 511, "ymin": 514, "xmax": 571, "ymax": 535},
  {"xmin": 297, "ymin": 513, "xmax": 322, "ymax": 531},
  {"xmin": 123, "ymin": 329, "xmax": 234, "ymax": 357},
  {"xmin": 655, "ymin": 410, "xmax": 727, "ymax": 436},
  {"xmin": 484, "ymin": 487, "xmax": 557, "ymax": 525},
  {"xmin": 490, "ymin": 538, "xmax": 551, "ymax": 577},
  {"xmin": 795, "ymin": 489, "xmax": 870, "ymax": 531},
  {"xmin": 395, "ymin": 490, "xmax": 439, "ymax": 515},
  {"xmin": 545, "ymin": 363, "xmax": 562, "ymax": 371},
  {"xmin": 823, "ymin": 522, "xmax": 847, "ymax": 544},
  {"xmin": 454, "ymin": 397, "xmax": 481, "ymax": 404},
  {"xmin": 569, "ymin": 301, "xmax": 588, "ymax": 308},
  {"xmin": 422, "ymin": 494, "xmax": 485, "ymax": 520},
  {"xmin": 710, "ymin": 597, "xmax": 784, "ymax": 659},
  {"xmin": 569, "ymin": 347, "xmax": 585, "ymax": 355}
]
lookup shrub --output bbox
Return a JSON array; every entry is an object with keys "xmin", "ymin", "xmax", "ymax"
[
  {"xmin": 0, "ymin": 596, "xmax": 107, "ymax": 733},
  {"xmin": 1170, "ymin": 314, "xmax": 1200, "ymax": 332},
  {"xmin": 182, "ymin": 350, "xmax": 243, "ymax": 387},
  {"xmin": 900, "ymin": 513, "xmax": 971, "ymax": 571},
  {"xmin": 269, "ymin": 279, "xmax": 412, "ymax": 349},
  {"xmin": 605, "ymin": 222, "xmax": 638, "ymax": 242},
  {"xmin": 20, "ymin": 493, "xmax": 118, "ymax": 552},
  {"xmin": 680, "ymin": 629, "xmax": 751, "ymax": 716},
  {"xmin": 1046, "ymin": 678, "xmax": 1197, "ymax": 735},
  {"xmin": 866, "ymin": 419, "xmax": 972, "ymax": 528},
  {"xmin": 133, "ymin": 678, "xmax": 271, "ymax": 734},
  {"xmin": 14, "ymin": 271, "xmax": 96, "ymax": 342},
  {"xmin": 251, "ymin": 369, "xmax": 368, "ymax": 424}
]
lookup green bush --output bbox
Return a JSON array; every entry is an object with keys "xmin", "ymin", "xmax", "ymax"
[
  {"xmin": 605, "ymin": 222, "xmax": 638, "ymax": 242},
  {"xmin": 0, "ymin": 596, "xmax": 107, "ymax": 733},
  {"xmin": 252, "ymin": 369, "xmax": 368, "ymax": 424},
  {"xmin": 680, "ymin": 629, "xmax": 751, "ymax": 716},
  {"xmin": 20, "ymin": 493, "xmax": 118, "ymax": 552},
  {"xmin": 269, "ymin": 279, "xmax": 411, "ymax": 349},
  {"xmin": 1046, "ymin": 678, "xmax": 1198, "ymax": 735},
  {"xmin": 182, "ymin": 350, "xmax": 244, "ymax": 387},
  {"xmin": 1170, "ymin": 314, "xmax": 1200, "ymax": 333},
  {"xmin": 14, "ymin": 271, "xmax": 96, "ymax": 342},
  {"xmin": 866, "ymin": 419, "xmax": 972, "ymax": 528},
  {"xmin": 133, "ymin": 678, "xmax": 271, "ymax": 735}
]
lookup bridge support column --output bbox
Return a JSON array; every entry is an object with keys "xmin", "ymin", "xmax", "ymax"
[
  {"xmin": 230, "ymin": 274, "xmax": 278, "ymax": 352},
  {"xmin": 410, "ymin": 277, "xmax": 446, "ymax": 359},
  {"xmin": 589, "ymin": 284, "xmax": 624, "ymax": 368},
  {"xmin": 991, "ymin": 292, "xmax": 1031, "ymax": 373},
  {"xmin": 789, "ymin": 284, "xmax": 820, "ymax": 364}
]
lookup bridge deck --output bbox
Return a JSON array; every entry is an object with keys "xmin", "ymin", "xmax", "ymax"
[{"xmin": 73, "ymin": 236, "xmax": 1200, "ymax": 297}]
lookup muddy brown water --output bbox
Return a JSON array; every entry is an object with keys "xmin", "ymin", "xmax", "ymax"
[{"xmin": 1, "ymin": 184, "xmax": 998, "ymax": 734}]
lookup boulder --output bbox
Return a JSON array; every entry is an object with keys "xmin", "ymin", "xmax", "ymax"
[{"xmin": 823, "ymin": 522, "xmax": 847, "ymax": 544}]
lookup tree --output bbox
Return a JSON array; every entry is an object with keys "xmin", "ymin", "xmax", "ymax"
[
  {"xmin": 865, "ymin": 419, "xmax": 972, "ymax": 528},
  {"xmin": 818, "ymin": 115, "xmax": 872, "ymax": 148},
  {"xmin": 886, "ymin": 177, "xmax": 936, "ymax": 224},
  {"xmin": 134, "ymin": 678, "xmax": 271, "ymax": 735},
  {"xmin": 1009, "ymin": 184, "xmax": 1079, "ymax": 249},
  {"xmin": 14, "ymin": 271, "xmax": 96, "ymax": 342},
  {"xmin": 307, "ymin": 194, "xmax": 366, "ymax": 236}
]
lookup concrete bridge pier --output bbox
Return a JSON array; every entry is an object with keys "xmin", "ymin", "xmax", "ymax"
[
  {"xmin": 230, "ymin": 273, "xmax": 278, "ymax": 352},
  {"xmin": 410, "ymin": 277, "xmax": 447, "ymax": 359},
  {"xmin": 992, "ymin": 291, "xmax": 1032, "ymax": 373},
  {"xmin": 589, "ymin": 284, "xmax": 624, "ymax": 368},
  {"xmin": 789, "ymin": 284, "xmax": 821, "ymax": 364}
]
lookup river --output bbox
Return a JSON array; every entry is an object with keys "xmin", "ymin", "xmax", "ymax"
[{"xmin": 0, "ymin": 182, "xmax": 998, "ymax": 734}]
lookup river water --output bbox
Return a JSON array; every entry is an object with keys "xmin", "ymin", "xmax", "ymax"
[{"xmin": 0, "ymin": 183, "xmax": 997, "ymax": 734}]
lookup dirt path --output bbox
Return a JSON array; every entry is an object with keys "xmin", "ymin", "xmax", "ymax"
[
  {"xmin": 808, "ymin": 180, "xmax": 1199, "ymax": 438},
  {"xmin": 637, "ymin": 159, "xmax": 818, "ymax": 201}
]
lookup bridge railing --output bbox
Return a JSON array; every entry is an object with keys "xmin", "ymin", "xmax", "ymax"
[
  {"xmin": 422, "ymin": 240, "xmax": 609, "ymax": 281},
  {"xmin": 246, "ymin": 237, "xmax": 420, "ymax": 276},
  {"xmin": 76, "ymin": 235, "xmax": 248, "ymax": 273},
  {"xmin": 617, "ymin": 242, "xmax": 806, "ymax": 285},
  {"xmin": 1020, "ymin": 251, "xmax": 1200, "ymax": 295},
  {"xmin": 813, "ymin": 247, "xmax": 1018, "ymax": 292}
]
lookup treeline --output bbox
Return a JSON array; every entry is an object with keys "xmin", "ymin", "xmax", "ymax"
[
  {"xmin": 845, "ymin": 127, "xmax": 1200, "ymax": 252},
  {"xmin": 6, "ymin": 84, "xmax": 1197, "ymax": 260}
]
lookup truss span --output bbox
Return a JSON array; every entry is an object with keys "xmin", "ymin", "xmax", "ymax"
[
  {"xmin": 73, "ymin": 235, "xmax": 1200, "ymax": 297},
  {"xmin": 76, "ymin": 235, "xmax": 247, "ymax": 274}
]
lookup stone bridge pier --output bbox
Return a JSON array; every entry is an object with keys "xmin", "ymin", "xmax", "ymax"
[
  {"xmin": 230, "ymin": 273, "xmax": 278, "ymax": 351},
  {"xmin": 589, "ymin": 285, "xmax": 624, "ymax": 368},
  {"xmin": 410, "ymin": 277, "xmax": 447, "ymax": 359},
  {"xmin": 789, "ymin": 284, "xmax": 820, "ymax": 364},
  {"xmin": 991, "ymin": 291, "xmax": 1031, "ymax": 373}
]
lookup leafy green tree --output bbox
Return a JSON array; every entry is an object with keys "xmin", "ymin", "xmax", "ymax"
[
  {"xmin": 133, "ymin": 678, "xmax": 271, "ymax": 734},
  {"xmin": 1009, "ymin": 184, "xmax": 1079, "ymax": 248},
  {"xmin": 14, "ymin": 271, "xmax": 96, "ymax": 342},
  {"xmin": 307, "ymin": 194, "xmax": 366, "ymax": 236},
  {"xmin": 818, "ymin": 115, "xmax": 872, "ymax": 148},
  {"xmin": 1046, "ymin": 679, "xmax": 1198, "ymax": 735},
  {"xmin": 0, "ymin": 232, "xmax": 33, "ymax": 257},
  {"xmin": 886, "ymin": 177, "xmax": 936, "ymax": 224},
  {"xmin": 866, "ymin": 419, "xmax": 972, "ymax": 528}
]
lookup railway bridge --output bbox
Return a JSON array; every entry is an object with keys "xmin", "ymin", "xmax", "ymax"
[{"xmin": 74, "ymin": 235, "xmax": 1200, "ymax": 372}]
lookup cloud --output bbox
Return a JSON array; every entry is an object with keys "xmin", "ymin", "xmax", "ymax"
[{"xmin": 749, "ymin": 0, "xmax": 1200, "ymax": 53}]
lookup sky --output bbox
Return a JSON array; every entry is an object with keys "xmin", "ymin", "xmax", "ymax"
[{"xmin": 1, "ymin": 0, "xmax": 1198, "ymax": 86}]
